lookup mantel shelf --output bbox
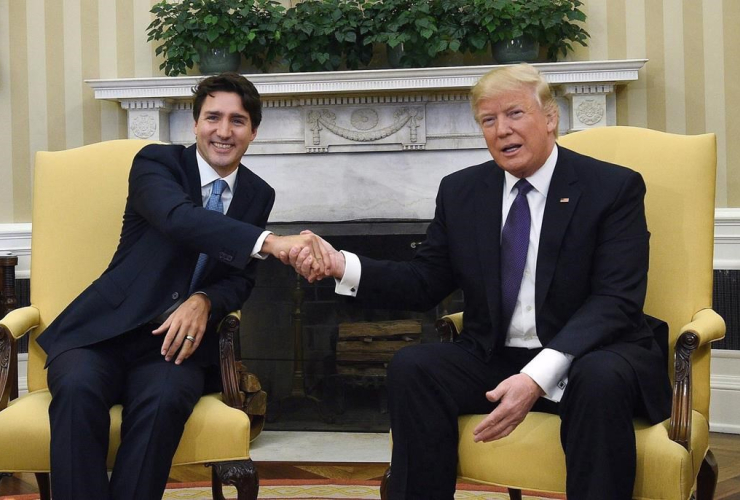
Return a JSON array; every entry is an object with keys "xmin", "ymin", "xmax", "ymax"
[{"xmin": 87, "ymin": 59, "xmax": 646, "ymax": 100}]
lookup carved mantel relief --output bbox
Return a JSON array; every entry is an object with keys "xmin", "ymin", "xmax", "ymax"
[{"xmin": 306, "ymin": 105, "xmax": 425, "ymax": 153}]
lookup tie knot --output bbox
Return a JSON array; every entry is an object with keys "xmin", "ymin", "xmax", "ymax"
[
  {"xmin": 211, "ymin": 179, "xmax": 227, "ymax": 197},
  {"xmin": 515, "ymin": 178, "xmax": 533, "ymax": 197}
]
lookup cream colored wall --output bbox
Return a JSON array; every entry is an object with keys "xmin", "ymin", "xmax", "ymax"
[{"xmin": 1, "ymin": 0, "xmax": 738, "ymax": 223}]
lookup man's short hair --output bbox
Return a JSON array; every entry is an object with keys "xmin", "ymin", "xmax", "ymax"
[
  {"xmin": 192, "ymin": 72, "xmax": 262, "ymax": 129},
  {"xmin": 471, "ymin": 63, "xmax": 559, "ymax": 135}
]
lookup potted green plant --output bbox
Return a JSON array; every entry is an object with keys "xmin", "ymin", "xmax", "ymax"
[
  {"xmin": 364, "ymin": 0, "xmax": 439, "ymax": 68},
  {"xmin": 468, "ymin": 0, "xmax": 589, "ymax": 63},
  {"xmin": 147, "ymin": 0, "xmax": 283, "ymax": 76},
  {"xmin": 280, "ymin": 0, "xmax": 373, "ymax": 72}
]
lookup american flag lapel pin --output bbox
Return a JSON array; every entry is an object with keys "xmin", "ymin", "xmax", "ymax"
[{"xmin": 560, "ymin": 197, "xmax": 570, "ymax": 203}]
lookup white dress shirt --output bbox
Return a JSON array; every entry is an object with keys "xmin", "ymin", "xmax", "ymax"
[
  {"xmin": 195, "ymin": 150, "xmax": 271, "ymax": 259},
  {"xmin": 335, "ymin": 145, "xmax": 572, "ymax": 402}
]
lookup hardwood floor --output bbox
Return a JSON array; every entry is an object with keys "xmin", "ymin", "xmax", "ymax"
[{"xmin": 2, "ymin": 433, "xmax": 740, "ymax": 498}]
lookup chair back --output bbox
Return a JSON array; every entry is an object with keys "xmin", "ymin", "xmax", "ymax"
[
  {"xmin": 558, "ymin": 126, "xmax": 717, "ymax": 419},
  {"xmin": 27, "ymin": 140, "xmax": 156, "ymax": 392}
]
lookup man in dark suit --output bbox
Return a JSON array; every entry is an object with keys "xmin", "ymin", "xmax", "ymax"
[
  {"xmin": 283, "ymin": 64, "xmax": 671, "ymax": 499},
  {"xmin": 37, "ymin": 73, "xmax": 325, "ymax": 500}
]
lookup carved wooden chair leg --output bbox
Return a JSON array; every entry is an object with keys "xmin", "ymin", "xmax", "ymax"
[
  {"xmin": 210, "ymin": 460, "xmax": 258, "ymax": 500},
  {"xmin": 379, "ymin": 466, "xmax": 391, "ymax": 500},
  {"xmin": 695, "ymin": 450, "xmax": 718, "ymax": 500},
  {"xmin": 508, "ymin": 488, "xmax": 523, "ymax": 500},
  {"xmin": 34, "ymin": 472, "xmax": 51, "ymax": 500}
]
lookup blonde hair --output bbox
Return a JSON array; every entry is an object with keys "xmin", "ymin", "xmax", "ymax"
[{"xmin": 471, "ymin": 64, "xmax": 559, "ymax": 136}]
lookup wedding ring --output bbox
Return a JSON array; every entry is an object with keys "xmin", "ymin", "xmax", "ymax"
[{"xmin": 185, "ymin": 335, "xmax": 196, "ymax": 343}]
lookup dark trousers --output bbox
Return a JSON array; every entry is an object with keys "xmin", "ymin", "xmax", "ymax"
[
  {"xmin": 386, "ymin": 342, "xmax": 643, "ymax": 500},
  {"xmin": 47, "ymin": 326, "xmax": 205, "ymax": 500}
]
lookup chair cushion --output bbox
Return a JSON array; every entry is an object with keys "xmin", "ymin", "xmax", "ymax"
[
  {"xmin": 0, "ymin": 390, "xmax": 251, "ymax": 472},
  {"xmin": 457, "ymin": 411, "xmax": 708, "ymax": 500}
]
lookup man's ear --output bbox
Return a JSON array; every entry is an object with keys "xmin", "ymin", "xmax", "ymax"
[
  {"xmin": 250, "ymin": 127, "xmax": 258, "ymax": 141},
  {"xmin": 546, "ymin": 110, "xmax": 558, "ymax": 134}
]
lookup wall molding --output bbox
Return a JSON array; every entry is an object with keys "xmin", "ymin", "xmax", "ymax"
[
  {"xmin": 2, "ymin": 209, "xmax": 738, "ymax": 276},
  {"xmin": 715, "ymin": 208, "xmax": 740, "ymax": 270},
  {"xmin": 0, "ymin": 223, "xmax": 31, "ymax": 279}
]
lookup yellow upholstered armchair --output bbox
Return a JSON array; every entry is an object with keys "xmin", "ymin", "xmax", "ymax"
[
  {"xmin": 0, "ymin": 140, "xmax": 261, "ymax": 500},
  {"xmin": 380, "ymin": 126, "xmax": 726, "ymax": 500}
]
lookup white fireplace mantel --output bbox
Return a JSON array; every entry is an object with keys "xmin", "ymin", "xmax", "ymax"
[{"xmin": 87, "ymin": 60, "xmax": 646, "ymax": 223}]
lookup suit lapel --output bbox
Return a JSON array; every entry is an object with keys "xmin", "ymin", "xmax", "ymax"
[
  {"xmin": 226, "ymin": 164, "xmax": 254, "ymax": 220},
  {"xmin": 183, "ymin": 145, "xmax": 203, "ymax": 206},
  {"xmin": 535, "ymin": 148, "xmax": 581, "ymax": 314},
  {"xmin": 474, "ymin": 164, "xmax": 505, "ymax": 329}
]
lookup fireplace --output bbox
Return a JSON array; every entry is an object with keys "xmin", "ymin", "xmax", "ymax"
[{"xmin": 239, "ymin": 223, "xmax": 463, "ymax": 432}]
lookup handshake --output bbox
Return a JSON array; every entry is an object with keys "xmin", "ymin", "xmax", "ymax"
[{"xmin": 262, "ymin": 230, "xmax": 343, "ymax": 283}]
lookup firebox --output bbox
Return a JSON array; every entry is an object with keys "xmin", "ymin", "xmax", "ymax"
[{"xmin": 239, "ymin": 222, "xmax": 463, "ymax": 432}]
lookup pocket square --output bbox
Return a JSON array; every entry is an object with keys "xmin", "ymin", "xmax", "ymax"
[{"xmin": 560, "ymin": 198, "xmax": 569, "ymax": 203}]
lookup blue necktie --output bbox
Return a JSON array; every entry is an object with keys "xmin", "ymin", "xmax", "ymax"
[
  {"xmin": 500, "ymin": 178, "xmax": 533, "ymax": 330},
  {"xmin": 189, "ymin": 179, "xmax": 227, "ymax": 293}
]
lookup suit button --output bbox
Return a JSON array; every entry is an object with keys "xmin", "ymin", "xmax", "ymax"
[{"xmin": 172, "ymin": 292, "xmax": 180, "ymax": 300}]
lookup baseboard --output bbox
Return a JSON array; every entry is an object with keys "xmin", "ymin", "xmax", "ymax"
[
  {"xmin": 710, "ymin": 349, "xmax": 740, "ymax": 434},
  {"xmin": 18, "ymin": 352, "xmax": 28, "ymax": 395}
]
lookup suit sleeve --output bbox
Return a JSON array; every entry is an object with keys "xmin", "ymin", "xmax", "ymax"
[
  {"xmin": 352, "ymin": 180, "xmax": 458, "ymax": 311},
  {"xmin": 128, "ymin": 147, "xmax": 264, "ymax": 270},
  {"xmin": 200, "ymin": 188, "xmax": 275, "ymax": 322},
  {"xmin": 547, "ymin": 170, "xmax": 651, "ymax": 358}
]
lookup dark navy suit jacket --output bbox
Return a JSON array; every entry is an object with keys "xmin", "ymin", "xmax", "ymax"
[
  {"xmin": 38, "ymin": 144, "xmax": 275, "ymax": 369},
  {"xmin": 352, "ymin": 146, "xmax": 671, "ymax": 424}
]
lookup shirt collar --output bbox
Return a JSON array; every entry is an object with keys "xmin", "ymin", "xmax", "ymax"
[
  {"xmin": 503, "ymin": 143, "xmax": 559, "ymax": 198},
  {"xmin": 195, "ymin": 148, "xmax": 238, "ymax": 193}
]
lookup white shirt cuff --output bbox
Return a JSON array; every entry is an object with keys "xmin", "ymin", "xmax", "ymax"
[
  {"xmin": 521, "ymin": 348, "xmax": 574, "ymax": 402},
  {"xmin": 335, "ymin": 250, "xmax": 361, "ymax": 296},
  {"xmin": 250, "ymin": 230, "xmax": 273, "ymax": 260}
]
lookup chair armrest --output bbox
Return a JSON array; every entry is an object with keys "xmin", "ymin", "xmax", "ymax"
[
  {"xmin": 669, "ymin": 308, "xmax": 726, "ymax": 449},
  {"xmin": 679, "ymin": 308, "xmax": 725, "ymax": 348},
  {"xmin": 435, "ymin": 312, "xmax": 464, "ymax": 342},
  {"xmin": 0, "ymin": 306, "xmax": 41, "ymax": 340},
  {"xmin": 217, "ymin": 311, "xmax": 243, "ymax": 409}
]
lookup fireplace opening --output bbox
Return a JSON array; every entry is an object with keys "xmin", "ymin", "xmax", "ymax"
[{"xmin": 239, "ymin": 223, "xmax": 463, "ymax": 432}]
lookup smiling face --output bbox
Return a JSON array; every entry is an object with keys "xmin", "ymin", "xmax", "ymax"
[
  {"xmin": 193, "ymin": 91, "xmax": 258, "ymax": 177},
  {"xmin": 477, "ymin": 86, "xmax": 557, "ymax": 179}
]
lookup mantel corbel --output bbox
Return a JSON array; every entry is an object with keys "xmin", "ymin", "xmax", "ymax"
[
  {"xmin": 557, "ymin": 82, "xmax": 617, "ymax": 132},
  {"xmin": 121, "ymin": 98, "xmax": 175, "ymax": 142}
]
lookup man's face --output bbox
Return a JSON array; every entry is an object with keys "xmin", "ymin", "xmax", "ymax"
[
  {"xmin": 193, "ymin": 91, "xmax": 258, "ymax": 177},
  {"xmin": 477, "ymin": 86, "xmax": 557, "ymax": 179}
]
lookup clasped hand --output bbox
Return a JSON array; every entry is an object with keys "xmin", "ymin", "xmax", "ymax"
[{"xmin": 277, "ymin": 230, "xmax": 345, "ymax": 283}]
